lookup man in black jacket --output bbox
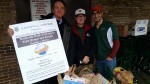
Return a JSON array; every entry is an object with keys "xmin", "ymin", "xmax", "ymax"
[
  {"xmin": 35, "ymin": 0, "xmax": 77, "ymax": 84},
  {"xmin": 7, "ymin": 0, "xmax": 76, "ymax": 84}
]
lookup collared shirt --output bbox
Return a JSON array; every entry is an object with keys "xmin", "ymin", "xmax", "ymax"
[{"xmin": 52, "ymin": 15, "xmax": 62, "ymax": 25}]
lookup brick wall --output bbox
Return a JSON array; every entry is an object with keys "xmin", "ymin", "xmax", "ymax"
[
  {"xmin": 0, "ymin": 0, "xmax": 23, "ymax": 84},
  {"xmin": 91, "ymin": 0, "xmax": 150, "ymax": 32},
  {"xmin": 0, "ymin": 44, "xmax": 23, "ymax": 84},
  {"xmin": 0, "ymin": 0, "xmax": 150, "ymax": 83},
  {"xmin": 0, "ymin": 0, "xmax": 16, "ymax": 44}
]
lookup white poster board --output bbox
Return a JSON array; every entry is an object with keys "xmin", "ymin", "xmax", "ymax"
[
  {"xmin": 131, "ymin": 19, "xmax": 149, "ymax": 36},
  {"xmin": 30, "ymin": 0, "xmax": 51, "ymax": 21},
  {"xmin": 9, "ymin": 19, "xmax": 69, "ymax": 84}
]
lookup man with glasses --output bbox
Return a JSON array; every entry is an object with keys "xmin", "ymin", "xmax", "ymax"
[
  {"xmin": 72, "ymin": 8, "xmax": 97, "ymax": 74},
  {"xmin": 91, "ymin": 5, "xmax": 120, "ymax": 80}
]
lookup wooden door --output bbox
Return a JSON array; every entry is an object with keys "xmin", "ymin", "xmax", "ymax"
[{"xmin": 15, "ymin": 0, "xmax": 31, "ymax": 23}]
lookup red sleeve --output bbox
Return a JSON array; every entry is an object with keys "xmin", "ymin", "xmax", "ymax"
[{"xmin": 108, "ymin": 39, "xmax": 120, "ymax": 58}]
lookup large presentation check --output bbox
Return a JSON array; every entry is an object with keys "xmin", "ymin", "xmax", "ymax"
[{"xmin": 9, "ymin": 19, "xmax": 69, "ymax": 84}]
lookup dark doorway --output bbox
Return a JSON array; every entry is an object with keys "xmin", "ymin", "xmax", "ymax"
[{"xmin": 15, "ymin": 0, "xmax": 31, "ymax": 23}]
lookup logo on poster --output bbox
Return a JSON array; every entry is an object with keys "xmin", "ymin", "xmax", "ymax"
[
  {"xmin": 137, "ymin": 27, "xmax": 145, "ymax": 32},
  {"xmin": 35, "ymin": 43, "xmax": 49, "ymax": 55}
]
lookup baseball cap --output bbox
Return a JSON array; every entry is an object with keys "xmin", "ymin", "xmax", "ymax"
[
  {"xmin": 75, "ymin": 8, "xmax": 86, "ymax": 15},
  {"xmin": 91, "ymin": 5, "xmax": 103, "ymax": 12}
]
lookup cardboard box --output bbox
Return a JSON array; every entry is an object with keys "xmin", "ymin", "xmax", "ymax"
[
  {"xmin": 63, "ymin": 75, "xmax": 87, "ymax": 84},
  {"xmin": 117, "ymin": 25, "xmax": 129, "ymax": 37}
]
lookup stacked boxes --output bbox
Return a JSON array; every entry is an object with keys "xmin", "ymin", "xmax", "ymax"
[{"xmin": 117, "ymin": 25, "xmax": 129, "ymax": 37}]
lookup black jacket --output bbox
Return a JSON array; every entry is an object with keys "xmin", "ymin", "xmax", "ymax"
[{"xmin": 72, "ymin": 24, "xmax": 97, "ymax": 65}]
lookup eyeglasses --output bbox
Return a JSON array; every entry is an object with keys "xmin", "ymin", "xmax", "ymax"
[
  {"xmin": 92, "ymin": 11, "xmax": 102, "ymax": 15},
  {"xmin": 76, "ymin": 15, "xmax": 85, "ymax": 19}
]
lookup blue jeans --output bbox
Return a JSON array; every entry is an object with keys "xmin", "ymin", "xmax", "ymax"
[{"xmin": 96, "ymin": 57, "xmax": 116, "ymax": 80}]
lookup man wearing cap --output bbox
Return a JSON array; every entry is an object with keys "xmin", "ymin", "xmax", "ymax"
[
  {"xmin": 91, "ymin": 5, "xmax": 120, "ymax": 80},
  {"xmin": 72, "ymin": 8, "xmax": 97, "ymax": 74}
]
